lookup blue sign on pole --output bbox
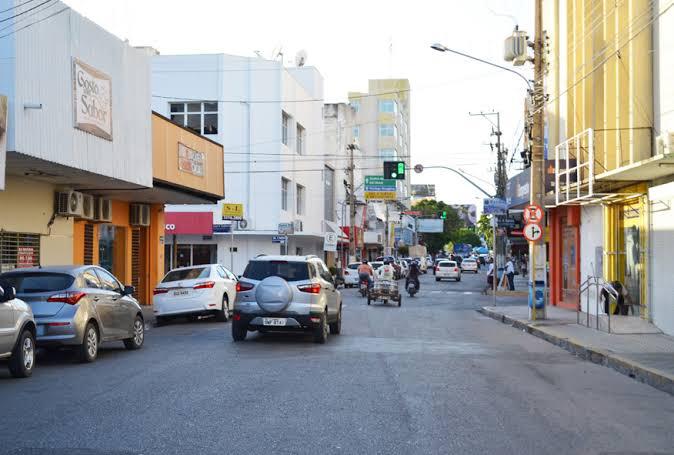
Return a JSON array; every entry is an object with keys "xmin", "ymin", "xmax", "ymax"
[
  {"xmin": 483, "ymin": 198, "xmax": 507, "ymax": 215},
  {"xmin": 272, "ymin": 236, "xmax": 287, "ymax": 244}
]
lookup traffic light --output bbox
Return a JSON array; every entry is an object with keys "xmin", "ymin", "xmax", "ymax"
[
  {"xmin": 383, "ymin": 161, "xmax": 406, "ymax": 180},
  {"xmin": 437, "ymin": 211, "xmax": 447, "ymax": 219}
]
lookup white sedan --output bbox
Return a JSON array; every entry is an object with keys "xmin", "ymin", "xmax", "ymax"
[
  {"xmin": 153, "ymin": 264, "xmax": 237, "ymax": 325},
  {"xmin": 460, "ymin": 258, "xmax": 479, "ymax": 273},
  {"xmin": 435, "ymin": 260, "xmax": 461, "ymax": 282},
  {"xmin": 343, "ymin": 262, "xmax": 361, "ymax": 287}
]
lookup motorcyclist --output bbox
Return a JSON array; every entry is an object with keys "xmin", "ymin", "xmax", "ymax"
[
  {"xmin": 357, "ymin": 259, "xmax": 374, "ymax": 288},
  {"xmin": 376, "ymin": 258, "xmax": 396, "ymax": 281},
  {"xmin": 406, "ymin": 259, "xmax": 421, "ymax": 291}
]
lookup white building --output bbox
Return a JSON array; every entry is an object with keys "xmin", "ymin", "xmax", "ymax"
[{"xmin": 152, "ymin": 53, "xmax": 334, "ymax": 274}]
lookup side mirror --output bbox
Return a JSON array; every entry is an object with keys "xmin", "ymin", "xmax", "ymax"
[{"xmin": 122, "ymin": 285, "xmax": 135, "ymax": 296}]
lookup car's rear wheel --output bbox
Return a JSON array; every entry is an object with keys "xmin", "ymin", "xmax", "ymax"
[
  {"xmin": 232, "ymin": 319, "xmax": 247, "ymax": 341},
  {"xmin": 123, "ymin": 316, "xmax": 144, "ymax": 350},
  {"xmin": 329, "ymin": 306, "xmax": 342, "ymax": 335},
  {"xmin": 456, "ymin": 276, "xmax": 461, "ymax": 282},
  {"xmin": 313, "ymin": 312, "xmax": 328, "ymax": 344},
  {"xmin": 397, "ymin": 295, "xmax": 402, "ymax": 307},
  {"xmin": 216, "ymin": 295, "xmax": 229, "ymax": 322},
  {"xmin": 435, "ymin": 277, "xmax": 440, "ymax": 282},
  {"xmin": 78, "ymin": 322, "xmax": 98, "ymax": 363},
  {"xmin": 8, "ymin": 329, "xmax": 35, "ymax": 378}
]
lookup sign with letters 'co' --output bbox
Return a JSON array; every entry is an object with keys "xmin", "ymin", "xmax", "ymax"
[{"xmin": 73, "ymin": 58, "xmax": 112, "ymax": 141}]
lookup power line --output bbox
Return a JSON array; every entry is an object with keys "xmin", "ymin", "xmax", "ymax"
[
  {"xmin": 0, "ymin": 0, "xmax": 38, "ymax": 15},
  {"xmin": 0, "ymin": 0, "xmax": 54, "ymax": 24},
  {"xmin": 0, "ymin": 0, "xmax": 57, "ymax": 33},
  {"xmin": 0, "ymin": 5, "xmax": 68, "ymax": 39}
]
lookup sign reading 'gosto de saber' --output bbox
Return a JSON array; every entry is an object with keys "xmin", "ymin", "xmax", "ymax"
[{"xmin": 72, "ymin": 58, "xmax": 112, "ymax": 141}]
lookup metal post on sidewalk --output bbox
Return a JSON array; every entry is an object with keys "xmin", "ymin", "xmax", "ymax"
[
  {"xmin": 230, "ymin": 221, "xmax": 236, "ymax": 272},
  {"xmin": 492, "ymin": 215, "xmax": 497, "ymax": 307}
]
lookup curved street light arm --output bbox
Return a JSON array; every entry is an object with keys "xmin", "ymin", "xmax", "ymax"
[{"xmin": 421, "ymin": 165, "xmax": 495, "ymax": 198}]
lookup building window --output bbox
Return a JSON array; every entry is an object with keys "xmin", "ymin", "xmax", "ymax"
[
  {"xmin": 352, "ymin": 126, "xmax": 359, "ymax": 139},
  {"xmin": 296, "ymin": 123, "xmax": 305, "ymax": 155},
  {"xmin": 169, "ymin": 102, "xmax": 218, "ymax": 135},
  {"xmin": 379, "ymin": 123, "xmax": 395, "ymax": 137},
  {"xmin": 281, "ymin": 177, "xmax": 290, "ymax": 211},
  {"xmin": 350, "ymin": 100, "xmax": 360, "ymax": 113},
  {"xmin": 296, "ymin": 184, "xmax": 305, "ymax": 215},
  {"xmin": 379, "ymin": 100, "xmax": 397, "ymax": 113},
  {"xmin": 379, "ymin": 148, "xmax": 396, "ymax": 160},
  {"xmin": 324, "ymin": 166, "xmax": 335, "ymax": 222},
  {"xmin": 282, "ymin": 111, "xmax": 290, "ymax": 146}
]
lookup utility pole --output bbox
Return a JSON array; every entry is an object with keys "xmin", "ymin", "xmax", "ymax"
[
  {"xmin": 347, "ymin": 143, "xmax": 357, "ymax": 262},
  {"xmin": 529, "ymin": 0, "xmax": 546, "ymax": 320}
]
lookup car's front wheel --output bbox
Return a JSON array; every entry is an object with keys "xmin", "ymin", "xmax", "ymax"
[
  {"xmin": 232, "ymin": 319, "xmax": 247, "ymax": 341},
  {"xmin": 313, "ymin": 313, "xmax": 328, "ymax": 344},
  {"xmin": 78, "ymin": 322, "xmax": 99, "ymax": 363},
  {"xmin": 8, "ymin": 329, "xmax": 35, "ymax": 378},
  {"xmin": 123, "ymin": 316, "xmax": 144, "ymax": 350}
]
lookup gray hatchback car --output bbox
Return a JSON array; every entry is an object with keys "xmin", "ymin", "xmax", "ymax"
[
  {"xmin": 233, "ymin": 255, "xmax": 342, "ymax": 343},
  {"xmin": 0, "ymin": 281, "xmax": 36, "ymax": 378},
  {"xmin": 0, "ymin": 266, "xmax": 145, "ymax": 362}
]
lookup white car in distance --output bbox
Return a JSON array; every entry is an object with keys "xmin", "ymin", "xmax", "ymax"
[
  {"xmin": 460, "ymin": 258, "xmax": 479, "ymax": 273},
  {"xmin": 343, "ymin": 263, "xmax": 361, "ymax": 288},
  {"xmin": 153, "ymin": 264, "xmax": 237, "ymax": 325},
  {"xmin": 435, "ymin": 261, "xmax": 461, "ymax": 282}
]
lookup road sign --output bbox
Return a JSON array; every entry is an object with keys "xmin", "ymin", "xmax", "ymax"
[
  {"xmin": 222, "ymin": 203, "xmax": 244, "ymax": 221},
  {"xmin": 272, "ymin": 235, "xmax": 287, "ymax": 244},
  {"xmin": 414, "ymin": 164, "xmax": 424, "ymax": 174},
  {"xmin": 483, "ymin": 197, "xmax": 507, "ymax": 215},
  {"xmin": 364, "ymin": 175, "xmax": 397, "ymax": 201},
  {"xmin": 523, "ymin": 204, "xmax": 543, "ymax": 224},
  {"xmin": 323, "ymin": 232, "xmax": 338, "ymax": 252},
  {"xmin": 523, "ymin": 223, "xmax": 544, "ymax": 242}
]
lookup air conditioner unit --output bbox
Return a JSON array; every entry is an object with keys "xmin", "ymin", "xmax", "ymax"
[
  {"xmin": 130, "ymin": 204, "xmax": 151, "ymax": 226},
  {"xmin": 95, "ymin": 198, "xmax": 113, "ymax": 223},
  {"xmin": 80, "ymin": 194, "xmax": 95, "ymax": 220},
  {"xmin": 293, "ymin": 219, "xmax": 303, "ymax": 232},
  {"xmin": 56, "ymin": 191, "xmax": 84, "ymax": 218},
  {"xmin": 238, "ymin": 218, "xmax": 250, "ymax": 230}
]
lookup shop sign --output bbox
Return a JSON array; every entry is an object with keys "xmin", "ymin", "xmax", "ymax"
[
  {"xmin": 221, "ymin": 203, "xmax": 244, "ymax": 221},
  {"xmin": 164, "ymin": 212, "xmax": 213, "ymax": 235},
  {"xmin": 178, "ymin": 143, "xmax": 205, "ymax": 177},
  {"xmin": 272, "ymin": 235, "xmax": 287, "ymax": 244},
  {"xmin": 323, "ymin": 232, "xmax": 338, "ymax": 252},
  {"xmin": 17, "ymin": 247, "xmax": 34, "ymax": 268},
  {"xmin": 73, "ymin": 58, "xmax": 112, "ymax": 141},
  {"xmin": 497, "ymin": 217, "xmax": 516, "ymax": 228},
  {"xmin": 278, "ymin": 222, "xmax": 294, "ymax": 235}
]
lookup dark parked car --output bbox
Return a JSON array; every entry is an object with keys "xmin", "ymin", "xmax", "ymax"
[{"xmin": 0, "ymin": 266, "xmax": 145, "ymax": 363}]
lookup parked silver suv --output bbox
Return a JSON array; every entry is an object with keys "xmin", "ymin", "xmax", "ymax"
[
  {"xmin": 232, "ymin": 255, "xmax": 342, "ymax": 343},
  {"xmin": 0, "ymin": 280, "xmax": 36, "ymax": 378}
]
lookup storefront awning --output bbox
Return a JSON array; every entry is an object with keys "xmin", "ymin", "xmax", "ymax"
[
  {"xmin": 165, "ymin": 212, "xmax": 213, "ymax": 235},
  {"xmin": 324, "ymin": 220, "xmax": 349, "ymax": 240}
]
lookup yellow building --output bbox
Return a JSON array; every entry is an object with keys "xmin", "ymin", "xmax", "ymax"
[{"xmin": 545, "ymin": 0, "xmax": 674, "ymax": 330}]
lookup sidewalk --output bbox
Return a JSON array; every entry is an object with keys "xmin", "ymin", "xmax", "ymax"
[{"xmin": 478, "ymin": 303, "xmax": 674, "ymax": 396}]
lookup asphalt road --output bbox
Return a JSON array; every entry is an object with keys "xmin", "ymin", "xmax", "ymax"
[{"xmin": 2, "ymin": 270, "xmax": 674, "ymax": 455}]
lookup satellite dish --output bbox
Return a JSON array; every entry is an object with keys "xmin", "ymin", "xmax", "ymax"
[{"xmin": 295, "ymin": 50, "xmax": 308, "ymax": 67}]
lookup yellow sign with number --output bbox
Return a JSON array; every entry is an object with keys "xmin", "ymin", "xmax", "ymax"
[
  {"xmin": 221, "ymin": 203, "xmax": 244, "ymax": 220},
  {"xmin": 365, "ymin": 191, "xmax": 397, "ymax": 201}
]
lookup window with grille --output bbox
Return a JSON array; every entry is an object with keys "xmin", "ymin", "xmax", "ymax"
[
  {"xmin": 131, "ymin": 228, "xmax": 141, "ymax": 299},
  {"xmin": 84, "ymin": 224, "xmax": 94, "ymax": 265},
  {"xmin": 0, "ymin": 232, "xmax": 41, "ymax": 273}
]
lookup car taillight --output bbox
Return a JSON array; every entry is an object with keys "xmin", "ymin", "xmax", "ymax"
[
  {"xmin": 236, "ymin": 281, "xmax": 254, "ymax": 292},
  {"xmin": 435, "ymin": 266, "xmax": 440, "ymax": 271},
  {"xmin": 454, "ymin": 268, "xmax": 459, "ymax": 272},
  {"xmin": 153, "ymin": 288, "xmax": 169, "ymax": 295},
  {"xmin": 344, "ymin": 270, "xmax": 349, "ymax": 275},
  {"xmin": 298, "ymin": 283, "xmax": 321, "ymax": 294},
  {"xmin": 47, "ymin": 291, "xmax": 86, "ymax": 305},
  {"xmin": 193, "ymin": 281, "xmax": 216, "ymax": 290}
]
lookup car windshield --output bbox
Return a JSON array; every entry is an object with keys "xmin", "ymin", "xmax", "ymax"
[
  {"xmin": 0, "ymin": 272, "xmax": 75, "ymax": 293},
  {"xmin": 243, "ymin": 260, "xmax": 310, "ymax": 282},
  {"xmin": 440, "ymin": 262, "xmax": 456, "ymax": 267},
  {"xmin": 347, "ymin": 263, "xmax": 359, "ymax": 270},
  {"xmin": 371, "ymin": 262, "xmax": 383, "ymax": 270},
  {"xmin": 162, "ymin": 267, "xmax": 210, "ymax": 283}
]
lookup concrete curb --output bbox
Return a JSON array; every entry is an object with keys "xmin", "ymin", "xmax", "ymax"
[{"xmin": 478, "ymin": 307, "xmax": 674, "ymax": 396}]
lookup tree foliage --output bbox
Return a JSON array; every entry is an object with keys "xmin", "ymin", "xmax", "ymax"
[
  {"xmin": 453, "ymin": 227, "xmax": 481, "ymax": 247},
  {"xmin": 476, "ymin": 214, "xmax": 493, "ymax": 248}
]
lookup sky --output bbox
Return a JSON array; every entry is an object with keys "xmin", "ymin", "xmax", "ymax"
[{"xmin": 63, "ymin": 0, "xmax": 534, "ymax": 208}]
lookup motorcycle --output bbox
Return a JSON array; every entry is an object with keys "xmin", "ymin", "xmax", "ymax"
[
  {"xmin": 406, "ymin": 280, "xmax": 418, "ymax": 297},
  {"xmin": 359, "ymin": 279, "xmax": 369, "ymax": 297}
]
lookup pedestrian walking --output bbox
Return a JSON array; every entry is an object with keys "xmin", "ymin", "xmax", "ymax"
[
  {"xmin": 505, "ymin": 257, "xmax": 515, "ymax": 291},
  {"xmin": 483, "ymin": 259, "xmax": 495, "ymax": 295}
]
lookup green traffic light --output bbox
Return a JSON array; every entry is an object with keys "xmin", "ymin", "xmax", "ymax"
[{"xmin": 397, "ymin": 162, "xmax": 405, "ymax": 174}]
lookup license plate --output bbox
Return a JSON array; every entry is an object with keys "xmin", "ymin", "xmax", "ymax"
[
  {"xmin": 173, "ymin": 290, "xmax": 189, "ymax": 296},
  {"xmin": 262, "ymin": 318, "xmax": 287, "ymax": 327}
]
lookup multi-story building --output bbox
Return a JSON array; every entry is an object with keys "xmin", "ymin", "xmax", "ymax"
[
  {"xmin": 152, "ymin": 53, "xmax": 333, "ymax": 274},
  {"xmin": 544, "ymin": 0, "xmax": 674, "ymax": 335},
  {"xmin": 0, "ymin": 1, "xmax": 223, "ymax": 305}
]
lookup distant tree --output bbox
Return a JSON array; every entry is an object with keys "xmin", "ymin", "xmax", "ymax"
[
  {"xmin": 476, "ymin": 214, "xmax": 493, "ymax": 248},
  {"xmin": 452, "ymin": 227, "xmax": 482, "ymax": 248}
]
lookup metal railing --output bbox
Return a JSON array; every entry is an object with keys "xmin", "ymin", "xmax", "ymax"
[{"xmin": 578, "ymin": 275, "xmax": 619, "ymax": 333}]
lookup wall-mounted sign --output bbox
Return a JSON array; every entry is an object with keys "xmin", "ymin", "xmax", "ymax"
[
  {"xmin": 272, "ymin": 235, "xmax": 287, "ymax": 244},
  {"xmin": 278, "ymin": 222, "xmax": 294, "ymax": 235},
  {"xmin": 73, "ymin": 58, "xmax": 112, "ymax": 141},
  {"xmin": 221, "ymin": 203, "xmax": 244, "ymax": 221},
  {"xmin": 178, "ymin": 143, "xmax": 205, "ymax": 177},
  {"xmin": 16, "ymin": 247, "xmax": 34, "ymax": 269}
]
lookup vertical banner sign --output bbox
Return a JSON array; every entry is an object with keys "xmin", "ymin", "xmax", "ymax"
[{"xmin": 73, "ymin": 59, "xmax": 112, "ymax": 141}]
